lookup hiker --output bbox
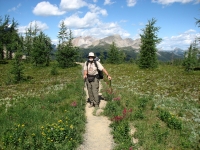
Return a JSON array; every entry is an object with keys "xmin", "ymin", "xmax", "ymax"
[{"xmin": 83, "ymin": 52, "xmax": 112, "ymax": 108}]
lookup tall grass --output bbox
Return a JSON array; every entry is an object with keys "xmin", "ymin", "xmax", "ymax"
[
  {"xmin": 0, "ymin": 61, "xmax": 86, "ymax": 149},
  {"xmin": 102, "ymin": 63, "xmax": 200, "ymax": 150}
]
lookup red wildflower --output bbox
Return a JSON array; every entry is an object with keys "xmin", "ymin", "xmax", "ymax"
[
  {"xmin": 113, "ymin": 96, "xmax": 121, "ymax": 101},
  {"xmin": 123, "ymin": 108, "xmax": 127, "ymax": 116},
  {"xmin": 112, "ymin": 116, "xmax": 123, "ymax": 122},
  {"xmin": 71, "ymin": 101, "xmax": 77, "ymax": 107}
]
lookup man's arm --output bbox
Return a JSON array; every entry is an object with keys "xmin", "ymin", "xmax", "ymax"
[{"xmin": 102, "ymin": 68, "xmax": 112, "ymax": 80}]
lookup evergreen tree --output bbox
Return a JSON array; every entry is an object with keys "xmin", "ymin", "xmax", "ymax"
[
  {"xmin": 107, "ymin": 42, "xmax": 121, "ymax": 64},
  {"xmin": 99, "ymin": 51, "xmax": 105, "ymax": 64},
  {"xmin": 56, "ymin": 21, "xmax": 78, "ymax": 68},
  {"xmin": 23, "ymin": 22, "xmax": 39, "ymax": 62},
  {"xmin": 119, "ymin": 50, "xmax": 126, "ymax": 63},
  {"xmin": 183, "ymin": 41, "xmax": 199, "ymax": 71},
  {"xmin": 31, "ymin": 31, "xmax": 52, "ymax": 66},
  {"xmin": 138, "ymin": 18, "xmax": 162, "ymax": 69},
  {"xmin": 195, "ymin": 17, "xmax": 200, "ymax": 41},
  {"xmin": 0, "ymin": 15, "xmax": 19, "ymax": 60},
  {"xmin": 10, "ymin": 39, "xmax": 24, "ymax": 83}
]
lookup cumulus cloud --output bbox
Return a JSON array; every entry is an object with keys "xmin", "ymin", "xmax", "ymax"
[
  {"xmin": 104, "ymin": 0, "xmax": 115, "ymax": 5},
  {"xmin": 158, "ymin": 29, "xmax": 199, "ymax": 50},
  {"xmin": 152, "ymin": 0, "xmax": 200, "ymax": 5},
  {"xmin": 60, "ymin": 0, "xmax": 87, "ymax": 11},
  {"xmin": 88, "ymin": 4, "xmax": 108, "ymax": 16},
  {"xmin": 72, "ymin": 21, "xmax": 130, "ymax": 39},
  {"xmin": 33, "ymin": 1, "xmax": 65, "ymax": 16},
  {"xmin": 127, "ymin": 0, "xmax": 137, "ymax": 7},
  {"xmin": 8, "ymin": 3, "xmax": 21, "ymax": 12},
  {"xmin": 18, "ymin": 21, "xmax": 49, "ymax": 34},
  {"xmin": 62, "ymin": 12, "xmax": 100, "ymax": 29}
]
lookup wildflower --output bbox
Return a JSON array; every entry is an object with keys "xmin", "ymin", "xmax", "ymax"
[
  {"xmin": 58, "ymin": 120, "xmax": 63, "ymax": 123},
  {"xmin": 22, "ymin": 124, "xmax": 25, "ymax": 127},
  {"xmin": 60, "ymin": 128, "xmax": 64, "ymax": 131},
  {"xmin": 42, "ymin": 132, "xmax": 46, "ymax": 136},
  {"xmin": 70, "ymin": 125, "xmax": 73, "ymax": 129},
  {"xmin": 123, "ymin": 108, "xmax": 127, "ymax": 116},
  {"xmin": 112, "ymin": 116, "xmax": 123, "ymax": 122},
  {"xmin": 113, "ymin": 96, "xmax": 121, "ymax": 101},
  {"xmin": 71, "ymin": 101, "xmax": 77, "ymax": 107}
]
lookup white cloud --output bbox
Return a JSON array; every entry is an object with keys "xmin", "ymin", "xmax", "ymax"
[
  {"xmin": 72, "ymin": 21, "xmax": 130, "ymax": 39},
  {"xmin": 60, "ymin": 0, "xmax": 87, "ymax": 11},
  {"xmin": 8, "ymin": 3, "xmax": 21, "ymax": 12},
  {"xmin": 158, "ymin": 29, "xmax": 199, "ymax": 50},
  {"xmin": 62, "ymin": 12, "xmax": 100, "ymax": 29},
  {"xmin": 33, "ymin": 1, "xmax": 65, "ymax": 16},
  {"xmin": 152, "ymin": 0, "xmax": 200, "ymax": 5},
  {"xmin": 88, "ymin": 4, "xmax": 108, "ymax": 16},
  {"xmin": 127, "ymin": 0, "xmax": 137, "ymax": 7},
  {"xmin": 104, "ymin": 0, "xmax": 115, "ymax": 5},
  {"xmin": 93, "ymin": 0, "xmax": 98, "ymax": 2},
  {"xmin": 18, "ymin": 21, "xmax": 49, "ymax": 34}
]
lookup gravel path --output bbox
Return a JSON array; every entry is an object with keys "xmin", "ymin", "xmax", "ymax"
[{"xmin": 77, "ymin": 64, "xmax": 115, "ymax": 150}]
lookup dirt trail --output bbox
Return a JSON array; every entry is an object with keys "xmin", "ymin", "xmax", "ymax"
[{"xmin": 77, "ymin": 63, "xmax": 115, "ymax": 150}]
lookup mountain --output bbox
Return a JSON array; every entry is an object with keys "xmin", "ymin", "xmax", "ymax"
[
  {"xmin": 72, "ymin": 34, "xmax": 185, "ymax": 62},
  {"xmin": 72, "ymin": 34, "xmax": 141, "ymax": 50}
]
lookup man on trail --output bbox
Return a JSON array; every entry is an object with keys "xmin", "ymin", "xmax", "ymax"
[{"xmin": 83, "ymin": 52, "xmax": 112, "ymax": 108}]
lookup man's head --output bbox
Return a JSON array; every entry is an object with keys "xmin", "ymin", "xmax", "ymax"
[{"xmin": 88, "ymin": 52, "xmax": 95, "ymax": 62}]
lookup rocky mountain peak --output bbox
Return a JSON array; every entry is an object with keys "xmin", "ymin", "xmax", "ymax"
[{"xmin": 72, "ymin": 34, "xmax": 141, "ymax": 49}]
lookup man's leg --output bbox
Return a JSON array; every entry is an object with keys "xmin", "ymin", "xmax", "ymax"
[
  {"xmin": 86, "ymin": 79, "xmax": 95, "ymax": 107},
  {"xmin": 91, "ymin": 78, "xmax": 99, "ymax": 107}
]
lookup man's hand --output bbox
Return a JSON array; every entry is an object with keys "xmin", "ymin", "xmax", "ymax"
[
  {"xmin": 107, "ymin": 75, "xmax": 112, "ymax": 80},
  {"xmin": 83, "ymin": 74, "xmax": 87, "ymax": 79}
]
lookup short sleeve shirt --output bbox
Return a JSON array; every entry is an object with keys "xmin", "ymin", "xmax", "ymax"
[{"xmin": 84, "ymin": 61, "xmax": 104, "ymax": 75}]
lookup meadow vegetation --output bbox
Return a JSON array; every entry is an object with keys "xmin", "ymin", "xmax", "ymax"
[
  {"xmin": 102, "ymin": 63, "xmax": 200, "ymax": 150},
  {"xmin": 0, "ymin": 61, "xmax": 86, "ymax": 149}
]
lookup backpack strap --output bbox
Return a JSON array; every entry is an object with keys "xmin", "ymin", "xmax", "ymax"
[
  {"xmin": 93, "ymin": 60, "xmax": 99, "ymax": 70},
  {"xmin": 86, "ymin": 61, "xmax": 89, "ymax": 76}
]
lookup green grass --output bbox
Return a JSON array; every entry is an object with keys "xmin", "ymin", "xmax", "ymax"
[
  {"xmin": 102, "ymin": 63, "xmax": 200, "ymax": 150},
  {"xmin": 0, "ymin": 61, "xmax": 86, "ymax": 149},
  {"xmin": 1, "ymin": 61, "xmax": 200, "ymax": 149}
]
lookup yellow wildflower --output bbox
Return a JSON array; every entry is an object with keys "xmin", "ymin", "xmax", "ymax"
[
  {"xmin": 70, "ymin": 125, "xmax": 73, "ymax": 129},
  {"xmin": 58, "ymin": 120, "xmax": 63, "ymax": 123}
]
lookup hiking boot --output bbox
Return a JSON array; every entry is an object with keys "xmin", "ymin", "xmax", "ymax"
[{"xmin": 88, "ymin": 103, "xmax": 94, "ymax": 108}]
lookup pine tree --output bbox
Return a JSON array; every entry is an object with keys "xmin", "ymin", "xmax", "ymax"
[
  {"xmin": 0, "ymin": 15, "xmax": 19, "ymax": 60},
  {"xmin": 10, "ymin": 41, "xmax": 24, "ymax": 83},
  {"xmin": 138, "ymin": 18, "xmax": 162, "ymax": 69},
  {"xmin": 107, "ymin": 42, "xmax": 121, "ymax": 64},
  {"xmin": 31, "ymin": 31, "xmax": 52, "ymax": 66},
  {"xmin": 99, "ymin": 51, "xmax": 105, "ymax": 64},
  {"xmin": 183, "ymin": 41, "xmax": 199, "ymax": 71},
  {"xmin": 56, "ymin": 21, "xmax": 78, "ymax": 68}
]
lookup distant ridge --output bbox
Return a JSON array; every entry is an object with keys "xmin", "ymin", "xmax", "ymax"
[{"xmin": 72, "ymin": 34, "xmax": 141, "ymax": 50}]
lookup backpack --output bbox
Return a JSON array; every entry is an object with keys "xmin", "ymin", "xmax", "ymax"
[{"xmin": 86, "ymin": 60, "xmax": 103, "ymax": 79}]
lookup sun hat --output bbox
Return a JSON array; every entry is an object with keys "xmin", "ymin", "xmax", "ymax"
[{"xmin": 88, "ymin": 52, "xmax": 96, "ymax": 58}]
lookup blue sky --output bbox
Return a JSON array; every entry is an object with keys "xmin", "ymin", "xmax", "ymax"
[{"xmin": 0, "ymin": 0, "xmax": 200, "ymax": 50}]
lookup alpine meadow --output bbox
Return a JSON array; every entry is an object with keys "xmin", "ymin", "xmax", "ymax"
[{"xmin": 0, "ymin": 13, "xmax": 200, "ymax": 150}]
